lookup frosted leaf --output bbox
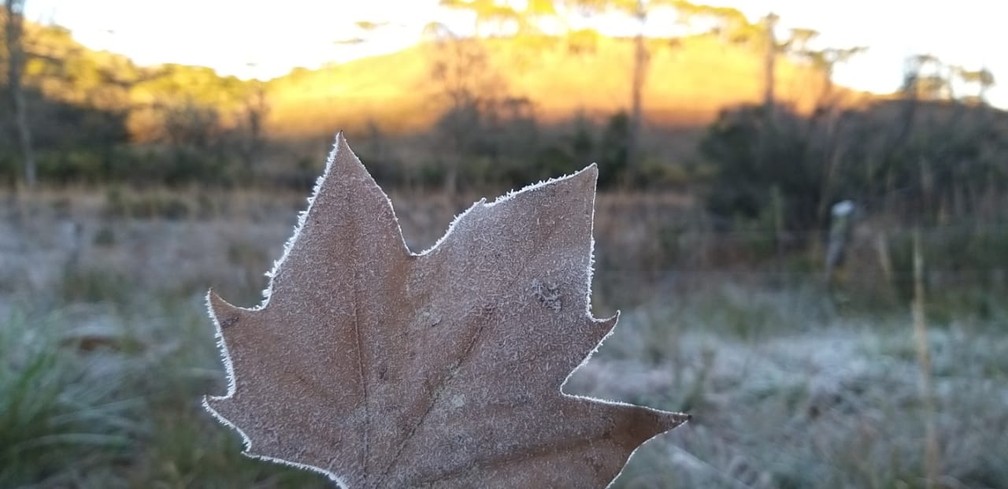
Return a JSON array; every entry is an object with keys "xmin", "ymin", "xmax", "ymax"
[{"xmin": 204, "ymin": 133, "xmax": 688, "ymax": 488}]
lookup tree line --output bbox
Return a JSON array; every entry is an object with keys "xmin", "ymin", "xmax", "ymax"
[
  {"xmin": 2, "ymin": 0, "xmax": 1006, "ymax": 237},
  {"xmin": 415, "ymin": 0, "xmax": 1006, "ymax": 232},
  {"xmin": 1, "ymin": 1, "xmax": 268, "ymax": 188}
]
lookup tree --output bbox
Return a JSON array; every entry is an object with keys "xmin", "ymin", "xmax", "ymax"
[
  {"xmin": 801, "ymin": 42, "xmax": 865, "ymax": 223},
  {"xmin": 955, "ymin": 66, "xmax": 995, "ymax": 105},
  {"xmin": 3, "ymin": 0, "xmax": 36, "ymax": 188},
  {"xmin": 440, "ymin": 0, "xmax": 560, "ymax": 36},
  {"xmin": 808, "ymin": 47, "xmax": 867, "ymax": 103},
  {"xmin": 564, "ymin": 0, "xmax": 650, "ymax": 173},
  {"xmin": 761, "ymin": 12, "xmax": 778, "ymax": 115},
  {"xmin": 713, "ymin": 15, "xmax": 865, "ymax": 119},
  {"xmin": 237, "ymin": 78, "xmax": 268, "ymax": 174},
  {"xmin": 903, "ymin": 54, "xmax": 955, "ymax": 101},
  {"xmin": 776, "ymin": 28, "xmax": 866, "ymax": 223},
  {"xmin": 700, "ymin": 104, "xmax": 822, "ymax": 232},
  {"xmin": 566, "ymin": 1, "xmax": 759, "ymax": 173},
  {"xmin": 776, "ymin": 27, "xmax": 866, "ymax": 107},
  {"xmin": 440, "ymin": 0, "xmax": 521, "ymax": 36},
  {"xmin": 422, "ymin": 23, "xmax": 510, "ymax": 196},
  {"xmin": 672, "ymin": 1, "xmax": 753, "ymax": 41}
]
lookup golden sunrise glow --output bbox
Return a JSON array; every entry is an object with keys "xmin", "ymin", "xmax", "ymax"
[{"xmin": 24, "ymin": 0, "xmax": 1007, "ymax": 108}]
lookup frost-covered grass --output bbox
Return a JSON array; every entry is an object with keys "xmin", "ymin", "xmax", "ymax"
[
  {"xmin": 3, "ymin": 280, "xmax": 1005, "ymax": 488},
  {"xmin": 2, "ymin": 194, "xmax": 1006, "ymax": 488},
  {"xmin": 571, "ymin": 281, "xmax": 1008, "ymax": 489}
]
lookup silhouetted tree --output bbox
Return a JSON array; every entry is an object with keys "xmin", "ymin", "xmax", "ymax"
[
  {"xmin": 3, "ymin": 0, "xmax": 35, "ymax": 187},
  {"xmin": 237, "ymin": 77, "xmax": 268, "ymax": 175},
  {"xmin": 423, "ymin": 23, "xmax": 511, "ymax": 196},
  {"xmin": 761, "ymin": 12, "xmax": 778, "ymax": 116}
]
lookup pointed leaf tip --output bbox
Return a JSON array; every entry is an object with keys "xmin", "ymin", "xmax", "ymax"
[
  {"xmin": 662, "ymin": 411, "xmax": 692, "ymax": 432},
  {"xmin": 569, "ymin": 164, "xmax": 598, "ymax": 191},
  {"xmin": 207, "ymin": 289, "xmax": 244, "ymax": 330},
  {"xmin": 618, "ymin": 407, "xmax": 691, "ymax": 449},
  {"xmin": 331, "ymin": 132, "xmax": 361, "ymax": 171}
]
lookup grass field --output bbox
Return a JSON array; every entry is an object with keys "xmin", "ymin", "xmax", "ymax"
[{"xmin": 2, "ymin": 189, "xmax": 1005, "ymax": 488}]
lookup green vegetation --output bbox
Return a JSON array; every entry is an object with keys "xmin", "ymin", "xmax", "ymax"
[
  {"xmin": 0, "ymin": 311, "xmax": 131, "ymax": 487},
  {"xmin": 0, "ymin": 296, "xmax": 331, "ymax": 488}
]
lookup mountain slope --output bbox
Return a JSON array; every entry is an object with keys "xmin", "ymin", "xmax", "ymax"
[{"xmin": 264, "ymin": 34, "xmax": 857, "ymax": 138}]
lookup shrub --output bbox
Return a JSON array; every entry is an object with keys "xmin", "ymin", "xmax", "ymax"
[{"xmin": 700, "ymin": 104, "xmax": 821, "ymax": 231}]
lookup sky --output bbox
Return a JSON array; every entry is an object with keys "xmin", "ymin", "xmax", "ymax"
[{"xmin": 23, "ymin": 0, "xmax": 1008, "ymax": 108}]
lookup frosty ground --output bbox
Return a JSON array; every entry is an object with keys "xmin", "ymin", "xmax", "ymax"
[{"xmin": 2, "ymin": 190, "xmax": 1005, "ymax": 488}]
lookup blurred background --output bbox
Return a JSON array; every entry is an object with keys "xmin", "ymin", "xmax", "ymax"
[{"xmin": 2, "ymin": 0, "xmax": 1006, "ymax": 487}]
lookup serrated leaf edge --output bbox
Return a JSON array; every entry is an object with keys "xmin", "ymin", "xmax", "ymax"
[{"xmin": 203, "ymin": 132, "xmax": 690, "ymax": 488}]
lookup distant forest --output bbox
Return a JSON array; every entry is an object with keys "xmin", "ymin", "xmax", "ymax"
[{"xmin": 2, "ymin": 1, "xmax": 1006, "ymax": 233}]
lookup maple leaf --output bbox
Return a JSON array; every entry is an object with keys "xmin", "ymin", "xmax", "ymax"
[{"xmin": 204, "ymin": 134, "xmax": 689, "ymax": 488}]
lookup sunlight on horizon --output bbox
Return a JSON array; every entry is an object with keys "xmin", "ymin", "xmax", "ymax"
[{"xmin": 24, "ymin": 0, "xmax": 1007, "ymax": 108}]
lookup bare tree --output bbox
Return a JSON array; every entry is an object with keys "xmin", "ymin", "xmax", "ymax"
[
  {"xmin": 3, "ymin": 0, "xmax": 36, "ymax": 188},
  {"xmin": 761, "ymin": 12, "xmax": 778, "ymax": 116},
  {"xmin": 238, "ymin": 77, "xmax": 268, "ymax": 174},
  {"xmin": 423, "ymin": 23, "xmax": 509, "ymax": 197},
  {"xmin": 627, "ymin": 0, "xmax": 648, "ymax": 175}
]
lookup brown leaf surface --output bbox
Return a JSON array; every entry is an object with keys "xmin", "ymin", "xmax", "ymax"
[{"xmin": 205, "ymin": 134, "xmax": 688, "ymax": 488}]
